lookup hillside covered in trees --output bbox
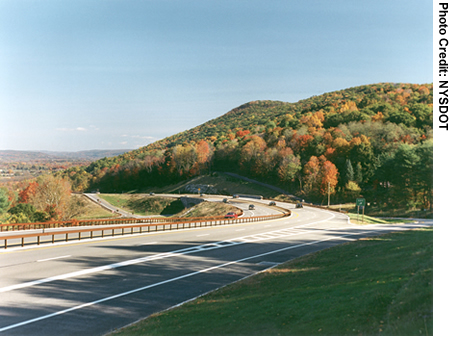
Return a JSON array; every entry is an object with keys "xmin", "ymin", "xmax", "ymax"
[{"xmin": 56, "ymin": 83, "xmax": 432, "ymax": 211}]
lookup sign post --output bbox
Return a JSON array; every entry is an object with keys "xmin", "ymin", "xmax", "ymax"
[{"xmin": 356, "ymin": 198, "xmax": 366, "ymax": 223}]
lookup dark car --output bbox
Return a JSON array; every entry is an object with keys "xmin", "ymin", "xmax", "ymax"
[
  {"xmin": 225, "ymin": 212, "xmax": 238, "ymax": 219},
  {"xmin": 296, "ymin": 202, "xmax": 303, "ymax": 208},
  {"xmin": 269, "ymin": 201, "xmax": 276, "ymax": 206},
  {"xmin": 249, "ymin": 204, "xmax": 255, "ymax": 210}
]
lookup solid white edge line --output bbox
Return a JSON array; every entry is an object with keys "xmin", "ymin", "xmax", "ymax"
[
  {"xmin": 0, "ymin": 208, "xmax": 336, "ymax": 294},
  {"xmin": 0, "ymin": 226, "xmax": 392, "ymax": 333}
]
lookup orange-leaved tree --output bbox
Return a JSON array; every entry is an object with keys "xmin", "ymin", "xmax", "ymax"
[
  {"xmin": 303, "ymin": 156, "xmax": 320, "ymax": 196},
  {"xmin": 319, "ymin": 159, "xmax": 339, "ymax": 196},
  {"xmin": 195, "ymin": 140, "xmax": 213, "ymax": 173},
  {"xmin": 29, "ymin": 175, "xmax": 72, "ymax": 220},
  {"xmin": 302, "ymin": 155, "xmax": 339, "ymax": 201},
  {"xmin": 18, "ymin": 181, "xmax": 39, "ymax": 203}
]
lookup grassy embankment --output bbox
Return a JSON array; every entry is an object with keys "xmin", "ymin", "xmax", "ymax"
[
  {"xmin": 346, "ymin": 213, "xmax": 415, "ymax": 225},
  {"xmin": 98, "ymin": 194, "xmax": 239, "ymax": 218},
  {"xmin": 330, "ymin": 203, "xmax": 432, "ymax": 220},
  {"xmin": 72, "ymin": 194, "xmax": 120, "ymax": 220},
  {"xmin": 112, "ymin": 227, "xmax": 432, "ymax": 336},
  {"xmin": 99, "ymin": 194, "xmax": 185, "ymax": 216}
]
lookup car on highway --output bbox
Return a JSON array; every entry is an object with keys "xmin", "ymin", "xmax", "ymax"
[
  {"xmin": 225, "ymin": 212, "xmax": 238, "ymax": 219},
  {"xmin": 249, "ymin": 204, "xmax": 255, "ymax": 210},
  {"xmin": 269, "ymin": 201, "xmax": 276, "ymax": 206},
  {"xmin": 296, "ymin": 202, "xmax": 303, "ymax": 208}
]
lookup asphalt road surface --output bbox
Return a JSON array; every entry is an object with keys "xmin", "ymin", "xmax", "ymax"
[{"xmin": 0, "ymin": 200, "xmax": 432, "ymax": 336}]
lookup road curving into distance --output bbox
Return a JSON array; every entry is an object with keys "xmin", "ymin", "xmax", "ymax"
[{"xmin": 0, "ymin": 196, "xmax": 432, "ymax": 335}]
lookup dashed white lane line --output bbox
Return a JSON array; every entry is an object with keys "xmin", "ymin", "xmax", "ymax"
[
  {"xmin": 37, "ymin": 255, "xmax": 71, "ymax": 263},
  {"xmin": 0, "ymin": 216, "xmax": 335, "ymax": 294},
  {"xmin": 138, "ymin": 242, "xmax": 158, "ymax": 246},
  {"xmin": 0, "ymin": 223, "xmax": 411, "ymax": 334}
]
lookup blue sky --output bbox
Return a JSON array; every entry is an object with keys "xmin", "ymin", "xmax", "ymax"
[{"xmin": 0, "ymin": 0, "xmax": 432, "ymax": 151}]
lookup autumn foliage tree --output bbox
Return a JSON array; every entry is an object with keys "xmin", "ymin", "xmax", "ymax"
[
  {"xmin": 302, "ymin": 155, "xmax": 338, "ymax": 201},
  {"xmin": 18, "ymin": 181, "xmax": 38, "ymax": 203},
  {"xmin": 195, "ymin": 140, "xmax": 212, "ymax": 173},
  {"xmin": 302, "ymin": 156, "xmax": 321, "ymax": 197},
  {"xmin": 277, "ymin": 154, "xmax": 302, "ymax": 184},
  {"xmin": 240, "ymin": 136, "xmax": 267, "ymax": 173},
  {"xmin": 29, "ymin": 175, "xmax": 72, "ymax": 220},
  {"xmin": 55, "ymin": 82, "xmax": 432, "ymax": 210},
  {"xmin": 319, "ymin": 159, "xmax": 339, "ymax": 197},
  {"xmin": 171, "ymin": 144, "xmax": 197, "ymax": 176}
]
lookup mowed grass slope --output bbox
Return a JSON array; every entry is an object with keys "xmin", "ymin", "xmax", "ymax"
[
  {"xmin": 112, "ymin": 228, "xmax": 432, "ymax": 336},
  {"xmin": 73, "ymin": 194, "xmax": 119, "ymax": 220},
  {"xmin": 99, "ymin": 194, "xmax": 185, "ymax": 216},
  {"xmin": 98, "ymin": 193, "xmax": 241, "ymax": 218}
]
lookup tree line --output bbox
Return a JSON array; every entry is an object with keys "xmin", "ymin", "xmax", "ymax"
[
  {"xmin": 0, "ymin": 82, "xmax": 433, "ymax": 222},
  {"xmin": 70, "ymin": 83, "xmax": 432, "ymax": 207}
]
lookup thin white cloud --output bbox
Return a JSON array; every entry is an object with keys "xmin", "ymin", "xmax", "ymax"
[
  {"xmin": 132, "ymin": 135, "xmax": 156, "ymax": 140},
  {"xmin": 56, "ymin": 127, "xmax": 88, "ymax": 132},
  {"xmin": 121, "ymin": 134, "xmax": 157, "ymax": 140}
]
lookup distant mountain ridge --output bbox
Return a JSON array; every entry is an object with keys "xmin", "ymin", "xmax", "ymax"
[{"xmin": 0, "ymin": 149, "xmax": 132, "ymax": 162}]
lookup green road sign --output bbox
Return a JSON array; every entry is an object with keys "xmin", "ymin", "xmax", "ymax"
[{"xmin": 356, "ymin": 198, "xmax": 366, "ymax": 207}]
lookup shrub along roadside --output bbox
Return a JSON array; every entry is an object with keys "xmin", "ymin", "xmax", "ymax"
[{"xmin": 111, "ymin": 228, "xmax": 432, "ymax": 336}]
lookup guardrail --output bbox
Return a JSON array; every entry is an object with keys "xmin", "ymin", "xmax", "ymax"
[
  {"xmin": 0, "ymin": 210, "xmax": 243, "ymax": 232},
  {"xmin": 0, "ymin": 209, "xmax": 290, "ymax": 249}
]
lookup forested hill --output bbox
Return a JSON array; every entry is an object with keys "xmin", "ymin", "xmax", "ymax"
[{"xmin": 63, "ymin": 82, "xmax": 432, "ymax": 209}]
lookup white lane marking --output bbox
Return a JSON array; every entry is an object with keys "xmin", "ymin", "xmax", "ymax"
[
  {"xmin": 139, "ymin": 242, "xmax": 157, "ymax": 246},
  {"xmin": 236, "ymin": 229, "xmax": 246, "ymax": 231},
  {"xmin": 196, "ymin": 234, "xmax": 210, "ymax": 237},
  {"xmin": 0, "ymin": 224, "xmax": 406, "ymax": 334},
  {"xmin": 37, "ymin": 255, "xmax": 71, "ymax": 263},
  {"xmin": 0, "ymin": 210, "xmax": 336, "ymax": 294}
]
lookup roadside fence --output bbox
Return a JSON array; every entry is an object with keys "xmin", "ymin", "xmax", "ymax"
[{"xmin": 0, "ymin": 209, "xmax": 290, "ymax": 249}]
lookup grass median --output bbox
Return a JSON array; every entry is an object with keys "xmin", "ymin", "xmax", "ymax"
[
  {"xmin": 346, "ymin": 212, "xmax": 416, "ymax": 225},
  {"xmin": 111, "ymin": 227, "xmax": 432, "ymax": 336}
]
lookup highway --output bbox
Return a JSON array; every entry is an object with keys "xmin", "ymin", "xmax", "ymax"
[{"xmin": 0, "ymin": 198, "xmax": 432, "ymax": 335}]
